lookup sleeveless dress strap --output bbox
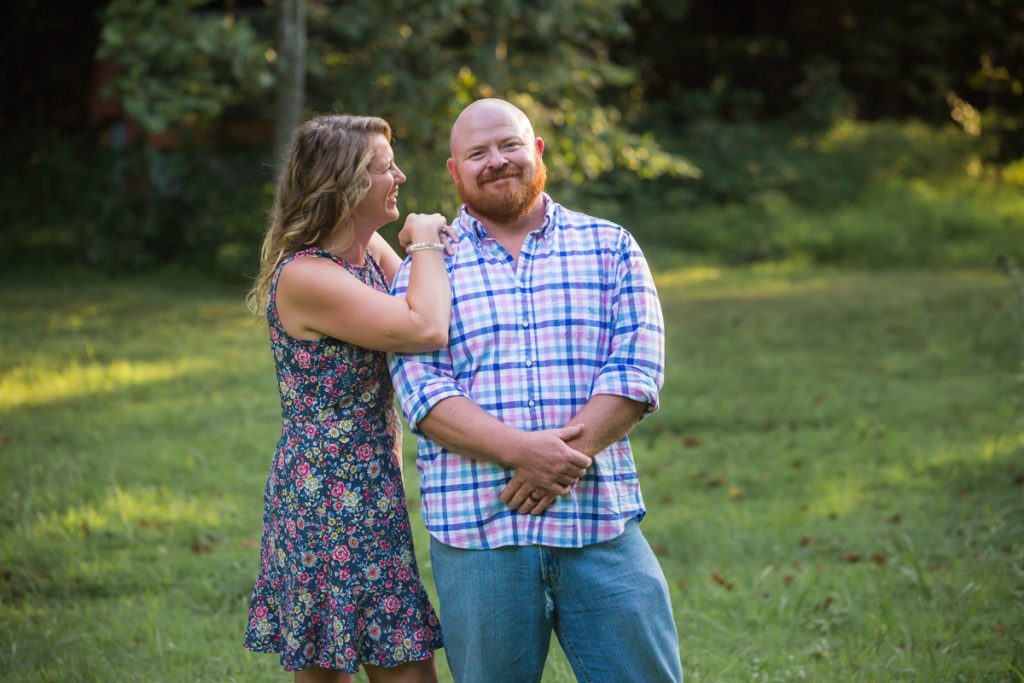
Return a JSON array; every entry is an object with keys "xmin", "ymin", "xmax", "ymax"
[{"xmin": 267, "ymin": 248, "xmax": 320, "ymax": 329}]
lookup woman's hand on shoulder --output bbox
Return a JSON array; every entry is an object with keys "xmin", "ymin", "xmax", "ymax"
[{"xmin": 398, "ymin": 213, "xmax": 458, "ymax": 255}]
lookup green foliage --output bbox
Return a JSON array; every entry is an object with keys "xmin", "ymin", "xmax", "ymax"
[
  {"xmin": 9, "ymin": 112, "xmax": 1022, "ymax": 276},
  {"xmin": 97, "ymin": 0, "xmax": 273, "ymax": 134},
  {"xmin": 1, "ymin": 265, "xmax": 1021, "ymax": 681},
  {"xmin": 0, "ymin": 129, "xmax": 274, "ymax": 277},
  {"xmin": 609, "ymin": 118, "xmax": 1024, "ymax": 267},
  {"xmin": 0, "ymin": 129, "xmax": 115, "ymax": 266},
  {"xmin": 625, "ymin": 0, "xmax": 1024, "ymax": 159},
  {"xmin": 13, "ymin": 0, "xmax": 1024, "ymax": 275},
  {"xmin": 87, "ymin": 0, "xmax": 276, "ymax": 273},
  {"xmin": 790, "ymin": 60, "xmax": 855, "ymax": 129},
  {"xmin": 304, "ymin": 0, "xmax": 694, "ymax": 216}
]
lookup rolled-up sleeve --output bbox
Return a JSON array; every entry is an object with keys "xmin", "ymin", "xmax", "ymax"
[
  {"xmin": 388, "ymin": 258, "xmax": 469, "ymax": 433},
  {"xmin": 590, "ymin": 231, "xmax": 665, "ymax": 415}
]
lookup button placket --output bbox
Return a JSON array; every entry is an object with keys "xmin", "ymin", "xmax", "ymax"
[{"xmin": 518, "ymin": 255, "xmax": 538, "ymax": 422}]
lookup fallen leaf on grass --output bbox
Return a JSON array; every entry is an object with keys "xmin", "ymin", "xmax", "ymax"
[
  {"xmin": 676, "ymin": 579, "xmax": 687, "ymax": 592},
  {"xmin": 0, "ymin": 435, "xmax": 7, "ymax": 447},
  {"xmin": 710, "ymin": 572, "xmax": 734, "ymax": 590},
  {"xmin": 870, "ymin": 553, "xmax": 886, "ymax": 565},
  {"xmin": 728, "ymin": 486, "xmax": 743, "ymax": 500},
  {"xmin": 191, "ymin": 540, "xmax": 216, "ymax": 555},
  {"xmin": 707, "ymin": 476, "xmax": 726, "ymax": 488},
  {"xmin": 840, "ymin": 551, "xmax": 862, "ymax": 563},
  {"xmin": 683, "ymin": 435, "xmax": 701, "ymax": 448},
  {"xmin": 799, "ymin": 535, "xmax": 815, "ymax": 547},
  {"xmin": 822, "ymin": 595, "xmax": 834, "ymax": 610},
  {"xmin": 659, "ymin": 494, "xmax": 674, "ymax": 505},
  {"xmin": 783, "ymin": 574, "xmax": 795, "ymax": 585},
  {"xmin": 887, "ymin": 514, "xmax": 902, "ymax": 524}
]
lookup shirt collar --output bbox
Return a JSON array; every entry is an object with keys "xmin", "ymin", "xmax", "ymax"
[{"xmin": 457, "ymin": 193, "xmax": 557, "ymax": 245}]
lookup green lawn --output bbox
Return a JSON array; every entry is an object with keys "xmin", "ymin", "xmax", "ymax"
[{"xmin": 1, "ymin": 263, "xmax": 1021, "ymax": 682}]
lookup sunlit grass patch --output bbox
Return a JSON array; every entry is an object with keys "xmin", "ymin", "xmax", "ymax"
[
  {"xmin": 654, "ymin": 265, "xmax": 724, "ymax": 288},
  {"xmin": 34, "ymin": 485, "xmax": 226, "ymax": 539},
  {"xmin": 0, "ymin": 357, "xmax": 219, "ymax": 409}
]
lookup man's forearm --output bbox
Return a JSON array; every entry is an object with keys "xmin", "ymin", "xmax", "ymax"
[
  {"xmin": 562, "ymin": 394, "xmax": 647, "ymax": 457},
  {"xmin": 417, "ymin": 396, "xmax": 519, "ymax": 466}
]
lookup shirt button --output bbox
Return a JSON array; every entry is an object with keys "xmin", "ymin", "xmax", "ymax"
[
  {"xmin": 525, "ymin": 360, "xmax": 533, "ymax": 367},
  {"xmin": 522, "ymin": 321, "xmax": 529, "ymax": 328},
  {"xmin": 528, "ymin": 400, "xmax": 536, "ymax": 407}
]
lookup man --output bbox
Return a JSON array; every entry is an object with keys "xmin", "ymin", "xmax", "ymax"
[{"xmin": 389, "ymin": 98, "xmax": 681, "ymax": 682}]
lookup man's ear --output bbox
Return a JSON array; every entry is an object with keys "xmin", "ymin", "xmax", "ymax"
[
  {"xmin": 446, "ymin": 157, "xmax": 458, "ymax": 182},
  {"xmin": 534, "ymin": 137, "xmax": 544, "ymax": 157}
]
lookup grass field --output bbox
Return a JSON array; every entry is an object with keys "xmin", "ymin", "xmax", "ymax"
[{"xmin": 1, "ymin": 262, "xmax": 1021, "ymax": 682}]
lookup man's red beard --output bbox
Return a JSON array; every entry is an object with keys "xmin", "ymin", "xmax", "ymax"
[{"xmin": 455, "ymin": 158, "xmax": 547, "ymax": 224}]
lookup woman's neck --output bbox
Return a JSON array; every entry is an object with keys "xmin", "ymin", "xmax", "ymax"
[{"xmin": 320, "ymin": 227, "xmax": 372, "ymax": 266}]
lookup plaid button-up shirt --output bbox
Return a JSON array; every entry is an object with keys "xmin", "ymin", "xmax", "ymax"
[{"xmin": 389, "ymin": 195, "xmax": 665, "ymax": 549}]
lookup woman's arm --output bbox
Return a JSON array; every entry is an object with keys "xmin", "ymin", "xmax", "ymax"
[{"xmin": 277, "ymin": 213, "xmax": 452, "ymax": 353}]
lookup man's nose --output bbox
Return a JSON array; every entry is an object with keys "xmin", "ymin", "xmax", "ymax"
[{"xmin": 485, "ymin": 148, "xmax": 509, "ymax": 167}]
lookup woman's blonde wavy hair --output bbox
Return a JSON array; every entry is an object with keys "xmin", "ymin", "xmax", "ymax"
[{"xmin": 247, "ymin": 114, "xmax": 392, "ymax": 315}]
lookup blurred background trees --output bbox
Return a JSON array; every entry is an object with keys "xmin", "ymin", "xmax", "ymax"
[{"xmin": 2, "ymin": 0, "xmax": 1022, "ymax": 275}]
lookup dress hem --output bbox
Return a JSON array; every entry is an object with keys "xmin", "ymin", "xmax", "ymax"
[{"xmin": 243, "ymin": 642, "xmax": 443, "ymax": 674}]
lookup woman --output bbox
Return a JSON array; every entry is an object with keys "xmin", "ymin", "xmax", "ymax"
[{"xmin": 243, "ymin": 114, "xmax": 450, "ymax": 683}]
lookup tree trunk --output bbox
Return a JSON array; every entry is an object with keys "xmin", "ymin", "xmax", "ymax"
[{"xmin": 273, "ymin": 0, "xmax": 306, "ymax": 173}]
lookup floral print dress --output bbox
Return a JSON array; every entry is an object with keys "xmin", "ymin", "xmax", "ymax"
[{"xmin": 244, "ymin": 247, "xmax": 443, "ymax": 672}]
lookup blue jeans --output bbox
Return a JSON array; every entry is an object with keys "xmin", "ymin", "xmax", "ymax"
[{"xmin": 429, "ymin": 519, "xmax": 682, "ymax": 683}]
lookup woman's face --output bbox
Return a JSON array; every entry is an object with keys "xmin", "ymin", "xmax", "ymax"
[{"xmin": 352, "ymin": 134, "xmax": 406, "ymax": 231}]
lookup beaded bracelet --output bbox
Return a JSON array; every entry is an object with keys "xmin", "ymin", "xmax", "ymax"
[{"xmin": 406, "ymin": 242, "xmax": 446, "ymax": 253}]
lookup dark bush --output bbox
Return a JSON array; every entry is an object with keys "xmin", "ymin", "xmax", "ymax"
[{"xmin": 1, "ymin": 128, "xmax": 274, "ymax": 279}]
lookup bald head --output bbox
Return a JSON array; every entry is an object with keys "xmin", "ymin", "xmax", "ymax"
[
  {"xmin": 446, "ymin": 98, "xmax": 547, "ymax": 225},
  {"xmin": 450, "ymin": 98, "xmax": 536, "ymax": 157}
]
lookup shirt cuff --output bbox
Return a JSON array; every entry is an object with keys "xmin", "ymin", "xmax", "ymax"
[
  {"xmin": 404, "ymin": 379, "xmax": 471, "ymax": 434},
  {"xmin": 591, "ymin": 367, "xmax": 661, "ymax": 415}
]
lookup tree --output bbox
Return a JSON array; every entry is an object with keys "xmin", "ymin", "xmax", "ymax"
[
  {"xmin": 304, "ymin": 0, "xmax": 697, "ymax": 214},
  {"xmin": 96, "ymin": 0, "xmax": 272, "ymax": 136},
  {"xmin": 272, "ymin": 0, "xmax": 307, "ymax": 170},
  {"xmin": 91, "ymin": 0, "xmax": 274, "ymax": 269}
]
